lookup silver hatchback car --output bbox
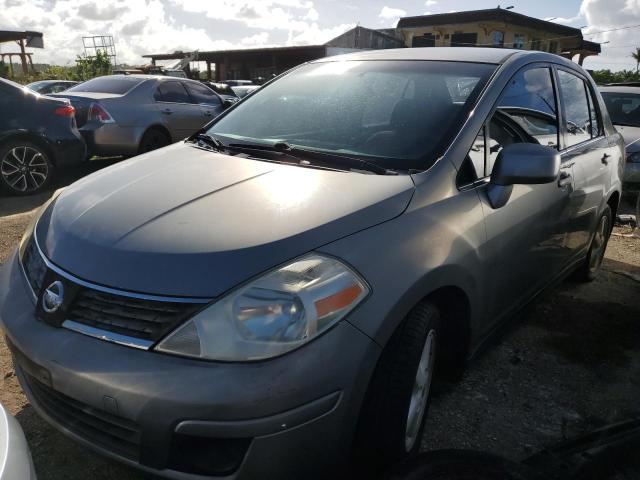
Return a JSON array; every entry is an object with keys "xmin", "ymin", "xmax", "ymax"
[
  {"xmin": 52, "ymin": 75, "xmax": 229, "ymax": 157},
  {"xmin": 1, "ymin": 48, "xmax": 622, "ymax": 479}
]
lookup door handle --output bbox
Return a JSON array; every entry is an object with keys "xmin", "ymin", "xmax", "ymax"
[
  {"xmin": 601, "ymin": 153, "xmax": 610, "ymax": 165},
  {"xmin": 558, "ymin": 171, "xmax": 572, "ymax": 188},
  {"xmin": 161, "ymin": 108, "xmax": 173, "ymax": 115}
]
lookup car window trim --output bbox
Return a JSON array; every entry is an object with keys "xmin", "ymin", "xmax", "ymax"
[
  {"xmin": 457, "ymin": 62, "xmax": 560, "ymax": 188},
  {"xmin": 153, "ymin": 80, "xmax": 194, "ymax": 105},
  {"xmin": 184, "ymin": 81, "xmax": 223, "ymax": 107},
  {"xmin": 555, "ymin": 65, "xmax": 604, "ymax": 152}
]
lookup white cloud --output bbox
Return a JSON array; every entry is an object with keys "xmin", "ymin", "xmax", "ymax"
[
  {"xmin": 287, "ymin": 22, "xmax": 355, "ymax": 45},
  {"xmin": 425, "ymin": 0, "xmax": 437, "ymax": 6},
  {"xmin": 579, "ymin": 0, "xmax": 640, "ymax": 70},
  {"xmin": 0, "ymin": 0, "xmax": 350, "ymax": 66},
  {"xmin": 378, "ymin": 6, "xmax": 406, "ymax": 26}
]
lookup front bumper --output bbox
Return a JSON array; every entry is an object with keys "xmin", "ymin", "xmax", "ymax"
[{"xmin": 0, "ymin": 250, "xmax": 380, "ymax": 479}]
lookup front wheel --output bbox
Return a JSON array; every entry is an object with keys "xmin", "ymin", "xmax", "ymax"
[
  {"xmin": 353, "ymin": 302, "xmax": 441, "ymax": 472},
  {"xmin": 0, "ymin": 141, "xmax": 54, "ymax": 196},
  {"xmin": 575, "ymin": 205, "xmax": 612, "ymax": 282}
]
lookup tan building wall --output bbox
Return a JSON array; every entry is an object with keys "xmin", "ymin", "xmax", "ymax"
[{"xmin": 399, "ymin": 20, "xmax": 582, "ymax": 54}]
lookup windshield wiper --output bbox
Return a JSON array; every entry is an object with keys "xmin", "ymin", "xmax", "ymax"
[
  {"xmin": 227, "ymin": 141, "xmax": 399, "ymax": 175},
  {"xmin": 192, "ymin": 133, "xmax": 226, "ymax": 152}
]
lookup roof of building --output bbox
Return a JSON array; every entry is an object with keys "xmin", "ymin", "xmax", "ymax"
[
  {"xmin": 0, "ymin": 30, "xmax": 43, "ymax": 45},
  {"xmin": 314, "ymin": 46, "xmax": 522, "ymax": 64},
  {"xmin": 397, "ymin": 8, "xmax": 582, "ymax": 37},
  {"xmin": 143, "ymin": 44, "xmax": 326, "ymax": 61}
]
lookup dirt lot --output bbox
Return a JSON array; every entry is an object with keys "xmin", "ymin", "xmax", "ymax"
[{"xmin": 1, "ymin": 166, "xmax": 639, "ymax": 479}]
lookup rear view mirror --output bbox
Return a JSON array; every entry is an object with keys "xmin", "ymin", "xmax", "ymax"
[{"xmin": 487, "ymin": 143, "xmax": 560, "ymax": 209}]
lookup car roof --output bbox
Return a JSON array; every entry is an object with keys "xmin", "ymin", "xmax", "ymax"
[
  {"xmin": 108, "ymin": 74, "xmax": 198, "ymax": 83},
  {"xmin": 313, "ymin": 47, "xmax": 525, "ymax": 65},
  {"xmin": 598, "ymin": 85, "xmax": 640, "ymax": 94}
]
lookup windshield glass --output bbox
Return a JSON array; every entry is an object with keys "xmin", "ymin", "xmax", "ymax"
[
  {"xmin": 66, "ymin": 76, "xmax": 144, "ymax": 95},
  {"xmin": 208, "ymin": 60, "xmax": 496, "ymax": 171},
  {"xmin": 601, "ymin": 91, "xmax": 640, "ymax": 127}
]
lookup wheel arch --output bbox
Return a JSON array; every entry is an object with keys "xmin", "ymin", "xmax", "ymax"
[
  {"xmin": 607, "ymin": 190, "xmax": 620, "ymax": 226},
  {"xmin": 140, "ymin": 124, "xmax": 173, "ymax": 145}
]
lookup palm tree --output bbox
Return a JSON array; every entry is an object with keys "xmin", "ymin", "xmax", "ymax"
[{"xmin": 632, "ymin": 48, "xmax": 640, "ymax": 73}]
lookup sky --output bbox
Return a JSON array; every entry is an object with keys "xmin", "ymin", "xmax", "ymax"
[{"xmin": 0, "ymin": 0, "xmax": 638, "ymax": 71}]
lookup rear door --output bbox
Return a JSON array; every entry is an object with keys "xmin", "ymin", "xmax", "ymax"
[
  {"xmin": 183, "ymin": 82, "xmax": 225, "ymax": 126},
  {"xmin": 555, "ymin": 67, "xmax": 613, "ymax": 259},
  {"xmin": 153, "ymin": 81, "xmax": 204, "ymax": 140}
]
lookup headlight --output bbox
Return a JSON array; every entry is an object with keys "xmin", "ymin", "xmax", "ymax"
[
  {"xmin": 627, "ymin": 151, "xmax": 640, "ymax": 163},
  {"xmin": 156, "ymin": 254, "xmax": 369, "ymax": 361}
]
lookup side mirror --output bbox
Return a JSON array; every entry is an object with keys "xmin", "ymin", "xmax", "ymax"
[
  {"xmin": 223, "ymin": 99, "xmax": 235, "ymax": 109},
  {"xmin": 487, "ymin": 143, "xmax": 560, "ymax": 209}
]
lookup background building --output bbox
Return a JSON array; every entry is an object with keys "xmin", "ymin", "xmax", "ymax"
[
  {"xmin": 143, "ymin": 8, "xmax": 602, "ymax": 81},
  {"xmin": 396, "ymin": 8, "xmax": 600, "ymax": 65},
  {"xmin": 143, "ymin": 26, "xmax": 403, "ymax": 82}
]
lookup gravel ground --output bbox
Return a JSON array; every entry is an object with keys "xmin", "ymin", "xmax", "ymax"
[{"xmin": 1, "ymin": 168, "xmax": 639, "ymax": 479}]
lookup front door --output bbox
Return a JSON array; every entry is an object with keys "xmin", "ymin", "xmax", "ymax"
[{"xmin": 476, "ymin": 65, "xmax": 578, "ymax": 324}]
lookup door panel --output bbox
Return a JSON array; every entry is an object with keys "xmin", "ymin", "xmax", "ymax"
[
  {"xmin": 154, "ymin": 81, "xmax": 205, "ymax": 140},
  {"xmin": 478, "ymin": 65, "xmax": 577, "ymax": 324}
]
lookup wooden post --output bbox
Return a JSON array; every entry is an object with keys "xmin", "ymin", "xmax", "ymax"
[{"xmin": 18, "ymin": 39, "xmax": 28, "ymax": 76}]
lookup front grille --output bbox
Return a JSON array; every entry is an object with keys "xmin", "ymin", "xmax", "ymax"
[
  {"xmin": 24, "ymin": 372, "xmax": 142, "ymax": 460},
  {"xmin": 21, "ymin": 236, "xmax": 46, "ymax": 295},
  {"xmin": 67, "ymin": 289, "xmax": 201, "ymax": 342}
]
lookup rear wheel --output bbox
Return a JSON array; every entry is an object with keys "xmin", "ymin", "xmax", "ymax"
[
  {"xmin": 138, "ymin": 128, "xmax": 171, "ymax": 154},
  {"xmin": 575, "ymin": 205, "xmax": 612, "ymax": 282},
  {"xmin": 353, "ymin": 302, "xmax": 441, "ymax": 473},
  {"xmin": 0, "ymin": 140, "xmax": 54, "ymax": 196}
]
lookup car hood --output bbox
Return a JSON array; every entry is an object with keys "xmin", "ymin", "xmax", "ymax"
[
  {"xmin": 36, "ymin": 142, "xmax": 415, "ymax": 298},
  {"xmin": 614, "ymin": 125, "xmax": 640, "ymax": 153}
]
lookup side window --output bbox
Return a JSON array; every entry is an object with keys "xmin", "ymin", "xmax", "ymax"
[
  {"xmin": 154, "ymin": 81, "xmax": 191, "ymax": 103},
  {"xmin": 587, "ymin": 88, "xmax": 601, "ymax": 138},
  {"xmin": 487, "ymin": 67, "xmax": 558, "ymax": 174},
  {"xmin": 557, "ymin": 70, "xmax": 591, "ymax": 147},
  {"xmin": 185, "ymin": 82, "xmax": 222, "ymax": 106}
]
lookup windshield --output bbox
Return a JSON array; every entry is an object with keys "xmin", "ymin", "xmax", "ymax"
[
  {"xmin": 208, "ymin": 60, "xmax": 496, "ymax": 171},
  {"xmin": 66, "ymin": 76, "xmax": 144, "ymax": 95},
  {"xmin": 601, "ymin": 91, "xmax": 640, "ymax": 127}
]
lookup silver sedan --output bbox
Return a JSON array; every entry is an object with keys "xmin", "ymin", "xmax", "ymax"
[{"xmin": 52, "ymin": 75, "xmax": 229, "ymax": 157}]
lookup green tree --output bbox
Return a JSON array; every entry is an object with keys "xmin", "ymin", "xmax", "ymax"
[
  {"xmin": 632, "ymin": 48, "xmax": 640, "ymax": 74},
  {"xmin": 75, "ymin": 49, "xmax": 112, "ymax": 81}
]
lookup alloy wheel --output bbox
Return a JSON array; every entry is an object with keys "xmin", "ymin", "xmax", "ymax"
[
  {"xmin": 1, "ymin": 146, "xmax": 49, "ymax": 193},
  {"xmin": 405, "ymin": 329, "xmax": 437, "ymax": 452}
]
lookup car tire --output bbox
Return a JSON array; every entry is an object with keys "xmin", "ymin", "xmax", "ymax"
[
  {"xmin": 574, "ymin": 205, "xmax": 612, "ymax": 282},
  {"xmin": 353, "ymin": 301, "xmax": 441, "ymax": 474},
  {"xmin": 0, "ymin": 140, "xmax": 54, "ymax": 196},
  {"xmin": 138, "ymin": 128, "xmax": 171, "ymax": 154}
]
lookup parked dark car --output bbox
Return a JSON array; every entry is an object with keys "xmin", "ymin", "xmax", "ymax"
[
  {"xmin": 0, "ymin": 48, "xmax": 622, "ymax": 479},
  {"xmin": 0, "ymin": 78, "xmax": 86, "ymax": 195},
  {"xmin": 51, "ymin": 75, "xmax": 228, "ymax": 157},
  {"xmin": 26, "ymin": 80, "xmax": 79, "ymax": 95},
  {"xmin": 599, "ymin": 85, "xmax": 640, "ymax": 187}
]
